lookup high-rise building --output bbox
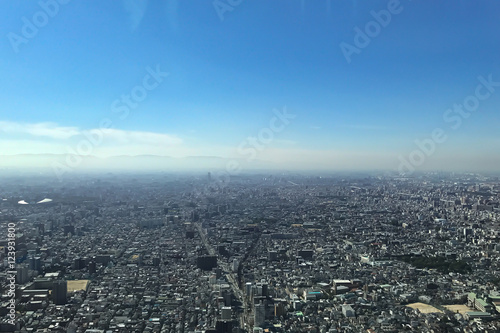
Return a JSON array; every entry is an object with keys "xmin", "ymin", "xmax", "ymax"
[
  {"xmin": 74, "ymin": 257, "xmax": 86, "ymax": 270},
  {"xmin": 255, "ymin": 283, "xmax": 268, "ymax": 297},
  {"xmin": 63, "ymin": 225, "xmax": 75, "ymax": 236},
  {"xmin": 254, "ymin": 303, "xmax": 265, "ymax": 328},
  {"xmin": 88, "ymin": 260, "xmax": 97, "ymax": 274},
  {"xmin": 221, "ymin": 306, "xmax": 231, "ymax": 320},
  {"xmin": 232, "ymin": 258, "xmax": 238, "ymax": 272},
  {"xmin": 215, "ymin": 319, "xmax": 232, "ymax": 333},
  {"xmin": 16, "ymin": 264, "xmax": 29, "ymax": 284},
  {"xmin": 197, "ymin": 255, "xmax": 217, "ymax": 271},
  {"xmin": 28, "ymin": 256, "xmax": 42, "ymax": 273},
  {"xmin": 152, "ymin": 257, "xmax": 161, "ymax": 266},
  {"xmin": 274, "ymin": 302, "xmax": 286, "ymax": 317},
  {"xmin": 245, "ymin": 282, "xmax": 253, "ymax": 298},
  {"xmin": 52, "ymin": 280, "xmax": 67, "ymax": 305}
]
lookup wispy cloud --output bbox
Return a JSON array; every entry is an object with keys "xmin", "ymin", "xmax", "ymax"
[
  {"xmin": 0, "ymin": 121, "xmax": 80, "ymax": 139},
  {"xmin": 123, "ymin": 0, "xmax": 149, "ymax": 31},
  {"xmin": 88, "ymin": 128, "xmax": 182, "ymax": 146},
  {"xmin": 0, "ymin": 121, "xmax": 182, "ymax": 147}
]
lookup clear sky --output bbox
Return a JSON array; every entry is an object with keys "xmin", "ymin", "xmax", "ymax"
[{"xmin": 0, "ymin": 0, "xmax": 499, "ymax": 173}]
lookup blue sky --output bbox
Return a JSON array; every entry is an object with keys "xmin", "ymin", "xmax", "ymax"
[{"xmin": 0, "ymin": 0, "xmax": 499, "ymax": 172}]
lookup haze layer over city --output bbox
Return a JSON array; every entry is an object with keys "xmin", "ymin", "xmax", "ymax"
[{"xmin": 1, "ymin": 1, "xmax": 500, "ymax": 332}]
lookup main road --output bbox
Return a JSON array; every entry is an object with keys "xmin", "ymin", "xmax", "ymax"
[{"xmin": 194, "ymin": 222, "xmax": 249, "ymax": 327}]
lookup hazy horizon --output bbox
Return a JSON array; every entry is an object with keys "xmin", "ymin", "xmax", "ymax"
[{"xmin": 0, "ymin": 152, "xmax": 499, "ymax": 177}]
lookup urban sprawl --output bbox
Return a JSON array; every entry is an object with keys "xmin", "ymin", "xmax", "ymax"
[{"xmin": 0, "ymin": 172, "xmax": 500, "ymax": 332}]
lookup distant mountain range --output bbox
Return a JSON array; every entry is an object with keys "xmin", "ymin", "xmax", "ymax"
[{"xmin": 0, "ymin": 154, "xmax": 273, "ymax": 173}]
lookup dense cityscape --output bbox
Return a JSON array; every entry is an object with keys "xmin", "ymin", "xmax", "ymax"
[
  {"xmin": 2, "ymin": 0, "xmax": 500, "ymax": 332},
  {"xmin": 0, "ymin": 172, "xmax": 499, "ymax": 332}
]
